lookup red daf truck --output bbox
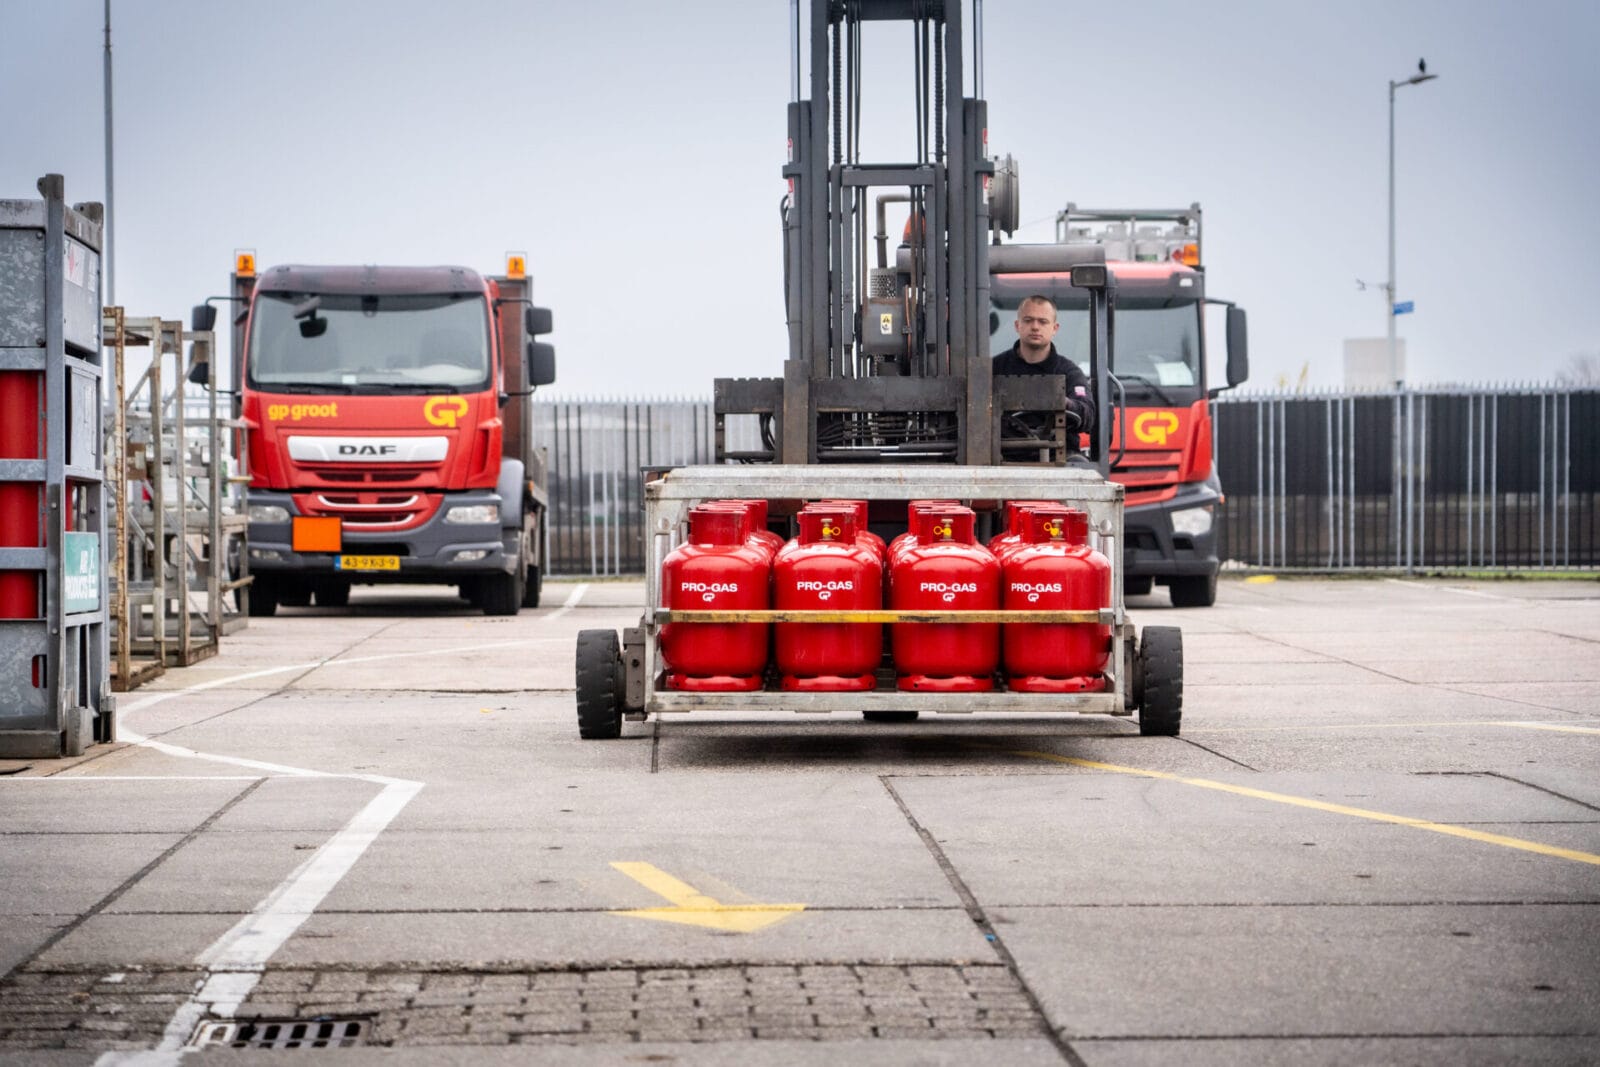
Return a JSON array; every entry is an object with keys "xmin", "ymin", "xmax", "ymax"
[
  {"xmin": 195, "ymin": 254, "xmax": 556, "ymax": 616},
  {"xmin": 989, "ymin": 205, "xmax": 1248, "ymax": 606}
]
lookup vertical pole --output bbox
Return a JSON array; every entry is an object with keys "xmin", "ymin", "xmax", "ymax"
[
  {"xmin": 103, "ymin": 0, "xmax": 115, "ymax": 306},
  {"xmin": 1386, "ymin": 80, "xmax": 1396, "ymax": 389}
]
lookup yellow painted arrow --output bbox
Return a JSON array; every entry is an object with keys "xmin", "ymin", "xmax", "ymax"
[{"xmin": 608, "ymin": 862, "xmax": 805, "ymax": 933}]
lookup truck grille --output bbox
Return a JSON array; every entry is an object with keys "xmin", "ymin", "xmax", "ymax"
[
  {"xmin": 296, "ymin": 464, "xmax": 438, "ymax": 487},
  {"xmin": 1113, "ymin": 450, "xmax": 1181, "ymax": 507},
  {"xmin": 294, "ymin": 492, "xmax": 441, "ymax": 531}
]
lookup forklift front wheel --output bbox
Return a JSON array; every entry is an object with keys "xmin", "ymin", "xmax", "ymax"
[
  {"xmin": 575, "ymin": 629, "xmax": 624, "ymax": 740},
  {"xmin": 1136, "ymin": 626, "xmax": 1183, "ymax": 737}
]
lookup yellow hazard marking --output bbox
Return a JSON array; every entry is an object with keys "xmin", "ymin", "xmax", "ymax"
[
  {"xmin": 1243, "ymin": 574, "xmax": 1277, "ymax": 584},
  {"xmin": 423, "ymin": 396, "xmax": 470, "ymax": 428},
  {"xmin": 992, "ymin": 749, "xmax": 1600, "ymax": 867},
  {"xmin": 608, "ymin": 862, "xmax": 806, "ymax": 933}
]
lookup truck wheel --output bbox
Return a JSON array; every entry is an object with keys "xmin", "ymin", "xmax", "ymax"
[
  {"xmin": 480, "ymin": 568, "xmax": 523, "ymax": 616},
  {"xmin": 279, "ymin": 579, "xmax": 312, "ymax": 608},
  {"xmin": 1137, "ymin": 626, "xmax": 1183, "ymax": 737},
  {"xmin": 313, "ymin": 577, "xmax": 350, "ymax": 608},
  {"xmin": 522, "ymin": 564, "xmax": 543, "ymax": 608},
  {"xmin": 1124, "ymin": 574, "xmax": 1154, "ymax": 597},
  {"xmin": 249, "ymin": 576, "xmax": 279, "ymax": 617},
  {"xmin": 1168, "ymin": 573, "xmax": 1217, "ymax": 608},
  {"xmin": 863, "ymin": 711, "xmax": 919, "ymax": 723},
  {"xmin": 576, "ymin": 629, "xmax": 623, "ymax": 739}
]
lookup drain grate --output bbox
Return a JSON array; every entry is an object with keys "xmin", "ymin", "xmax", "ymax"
[{"xmin": 191, "ymin": 1018, "xmax": 367, "ymax": 1049}]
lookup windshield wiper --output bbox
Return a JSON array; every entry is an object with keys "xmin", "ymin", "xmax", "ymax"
[
  {"xmin": 256, "ymin": 381, "xmax": 357, "ymax": 394},
  {"xmin": 1115, "ymin": 373, "xmax": 1180, "ymax": 407}
]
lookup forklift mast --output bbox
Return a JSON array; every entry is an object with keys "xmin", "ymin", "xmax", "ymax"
[{"xmin": 714, "ymin": 0, "xmax": 1113, "ymax": 470}]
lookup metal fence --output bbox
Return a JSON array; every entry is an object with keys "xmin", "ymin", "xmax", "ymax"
[
  {"xmin": 535, "ymin": 388, "xmax": 1600, "ymax": 575},
  {"xmin": 1214, "ymin": 387, "xmax": 1599, "ymax": 570},
  {"xmin": 534, "ymin": 400, "xmax": 762, "ymax": 576}
]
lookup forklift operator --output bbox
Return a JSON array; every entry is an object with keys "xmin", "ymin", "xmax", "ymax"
[{"xmin": 993, "ymin": 294, "xmax": 1096, "ymax": 446}]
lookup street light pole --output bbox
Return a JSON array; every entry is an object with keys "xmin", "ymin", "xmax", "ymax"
[{"xmin": 1386, "ymin": 60, "xmax": 1437, "ymax": 389}]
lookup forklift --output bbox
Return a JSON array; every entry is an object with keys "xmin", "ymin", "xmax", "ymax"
[{"xmin": 574, "ymin": 0, "xmax": 1182, "ymax": 738}]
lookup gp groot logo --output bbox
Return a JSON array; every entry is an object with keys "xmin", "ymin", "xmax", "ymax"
[
  {"xmin": 1131, "ymin": 411, "xmax": 1181, "ymax": 446},
  {"xmin": 423, "ymin": 396, "xmax": 470, "ymax": 428}
]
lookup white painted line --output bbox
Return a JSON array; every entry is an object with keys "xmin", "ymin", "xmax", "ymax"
[
  {"xmin": 0, "ymin": 775, "xmax": 265, "ymax": 782},
  {"xmin": 92, "ymin": 580, "xmax": 588, "ymax": 1063},
  {"xmin": 200, "ymin": 777, "xmax": 422, "ymax": 972}
]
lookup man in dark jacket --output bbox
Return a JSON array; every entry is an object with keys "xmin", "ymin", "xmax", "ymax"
[{"xmin": 993, "ymin": 294, "xmax": 1095, "ymax": 453}]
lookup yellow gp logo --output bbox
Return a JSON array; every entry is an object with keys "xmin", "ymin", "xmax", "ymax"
[
  {"xmin": 423, "ymin": 396, "xmax": 470, "ymax": 428},
  {"xmin": 1132, "ymin": 411, "xmax": 1181, "ymax": 446}
]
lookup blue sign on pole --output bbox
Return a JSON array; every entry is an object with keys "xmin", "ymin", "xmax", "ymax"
[{"xmin": 1392, "ymin": 300, "xmax": 1415, "ymax": 315}]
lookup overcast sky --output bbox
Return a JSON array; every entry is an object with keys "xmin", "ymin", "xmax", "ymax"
[{"xmin": 5, "ymin": 0, "xmax": 1597, "ymax": 396}]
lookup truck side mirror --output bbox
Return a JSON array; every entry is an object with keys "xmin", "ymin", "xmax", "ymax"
[
  {"xmin": 187, "ymin": 358, "xmax": 211, "ymax": 387},
  {"xmin": 1225, "ymin": 306, "xmax": 1249, "ymax": 388},
  {"xmin": 191, "ymin": 304, "xmax": 217, "ymax": 333},
  {"xmin": 528, "ymin": 341, "xmax": 556, "ymax": 387},
  {"xmin": 525, "ymin": 306, "xmax": 553, "ymax": 337}
]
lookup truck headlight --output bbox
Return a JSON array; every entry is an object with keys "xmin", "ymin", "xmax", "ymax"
[
  {"xmin": 249, "ymin": 504, "xmax": 290, "ymax": 523},
  {"xmin": 1171, "ymin": 505, "xmax": 1213, "ymax": 537},
  {"xmin": 445, "ymin": 504, "xmax": 500, "ymax": 525}
]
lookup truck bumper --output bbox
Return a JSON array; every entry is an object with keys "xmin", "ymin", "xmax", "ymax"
[
  {"xmin": 1124, "ymin": 479, "xmax": 1222, "ymax": 582},
  {"xmin": 245, "ymin": 490, "xmax": 518, "ymax": 581}
]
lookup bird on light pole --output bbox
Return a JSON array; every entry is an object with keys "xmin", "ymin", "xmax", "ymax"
[{"xmin": 1387, "ymin": 58, "xmax": 1438, "ymax": 389}]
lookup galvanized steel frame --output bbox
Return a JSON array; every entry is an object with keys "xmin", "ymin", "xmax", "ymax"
[
  {"xmin": 0, "ymin": 176, "xmax": 111, "ymax": 756},
  {"xmin": 632, "ymin": 465, "xmax": 1131, "ymax": 719}
]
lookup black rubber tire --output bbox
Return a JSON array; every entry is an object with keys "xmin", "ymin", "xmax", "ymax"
[
  {"xmin": 522, "ymin": 564, "xmax": 543, "ymax": 608},
  {"xmin": 1124, "ymin": 574, "xmax": 1154, "ymax": 597},
  {"xmin": 575, "ymin": 629, "xmax": 623, "ymax": 739},
  {"xmin": 312, "ymin": 577, "xmax": 350, "ymax": 608},
  {"xmin": 1168, "ymin": 573, "xmax": 1217, "ymax": 608},
  {"xmin": 480, "ymin": 567, "xmax": 524, "ymax": 616},
  {"xmin": 1137, "ymin": 626, "xmax": 1183, "ymax": 736},
  {"xmin": 248, "ymin": 576, "xmax": 279, "ymax": 617},
  {"xmin": 279, "ymin": 580, "xmax": 312, "ymax": 608},
  {"xmin": 863, "ymin": 711, "xmax": 919, "ymax": 723}
]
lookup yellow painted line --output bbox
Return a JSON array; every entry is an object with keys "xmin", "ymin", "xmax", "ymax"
[
  {"xmin": 1185, "ymin": 719, "xmax": 1600, "ymax": 736},
  {"xmin": 1243, "ymin": 575, "xmax": 1277, "ymax": 584},
  {"xmin": 1500, "ymin": 722, "xmax": 1600, "ymax": 736},
  {"xmin": 608, "ymin": 862, "xmax": 805, "ymax": 933},
  {"xmin": 994, "ymin": 749, "xmax": 1600, "ymax": 867}
]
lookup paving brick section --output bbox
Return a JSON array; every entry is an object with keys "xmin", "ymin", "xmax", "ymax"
[{"xmin": 0, "ymin": 964, "xmax": 1047, "ymax": 1049}]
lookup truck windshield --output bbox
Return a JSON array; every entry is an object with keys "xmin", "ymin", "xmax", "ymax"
[
  {"xmin": 247, "ymin": 291, "xmax": 491, "ymax": 391},
  {"xmin": 990, "ymin": 295, "xmax": 1203, "ymax": 401}
]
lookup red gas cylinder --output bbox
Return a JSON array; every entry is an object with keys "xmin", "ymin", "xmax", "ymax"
[
  {"xmin": 888, "ymin": 499, "xmax": 960, "ymax": 562},
  {"xmin": 706, "ymin": 499, "xmax": 784, "ymax": 559},
  {"xmin": 0, "ymin": 371, "xmax": 43, "ymax": 620},
  {"xmin": 817, "ymin": 499, "xmax": 887, "ymax": 564},
  {"xmin": 988, "ymin": 499, "xmax": 1055, "ymax": 556},
  {"xmin": 660, "ymin": 506, "xmax": 770, "ymax": 691},
  {"xmin": 774, "ymin": 509, "xmax": 883, "ymax": 691},
  {"xmin": 1002, "ymin": 507, "xmax": 1112, "ymax": 692},
  {"xmin": 890, "ymin": 507, "xmax": 1000, "ymax": 691}
]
